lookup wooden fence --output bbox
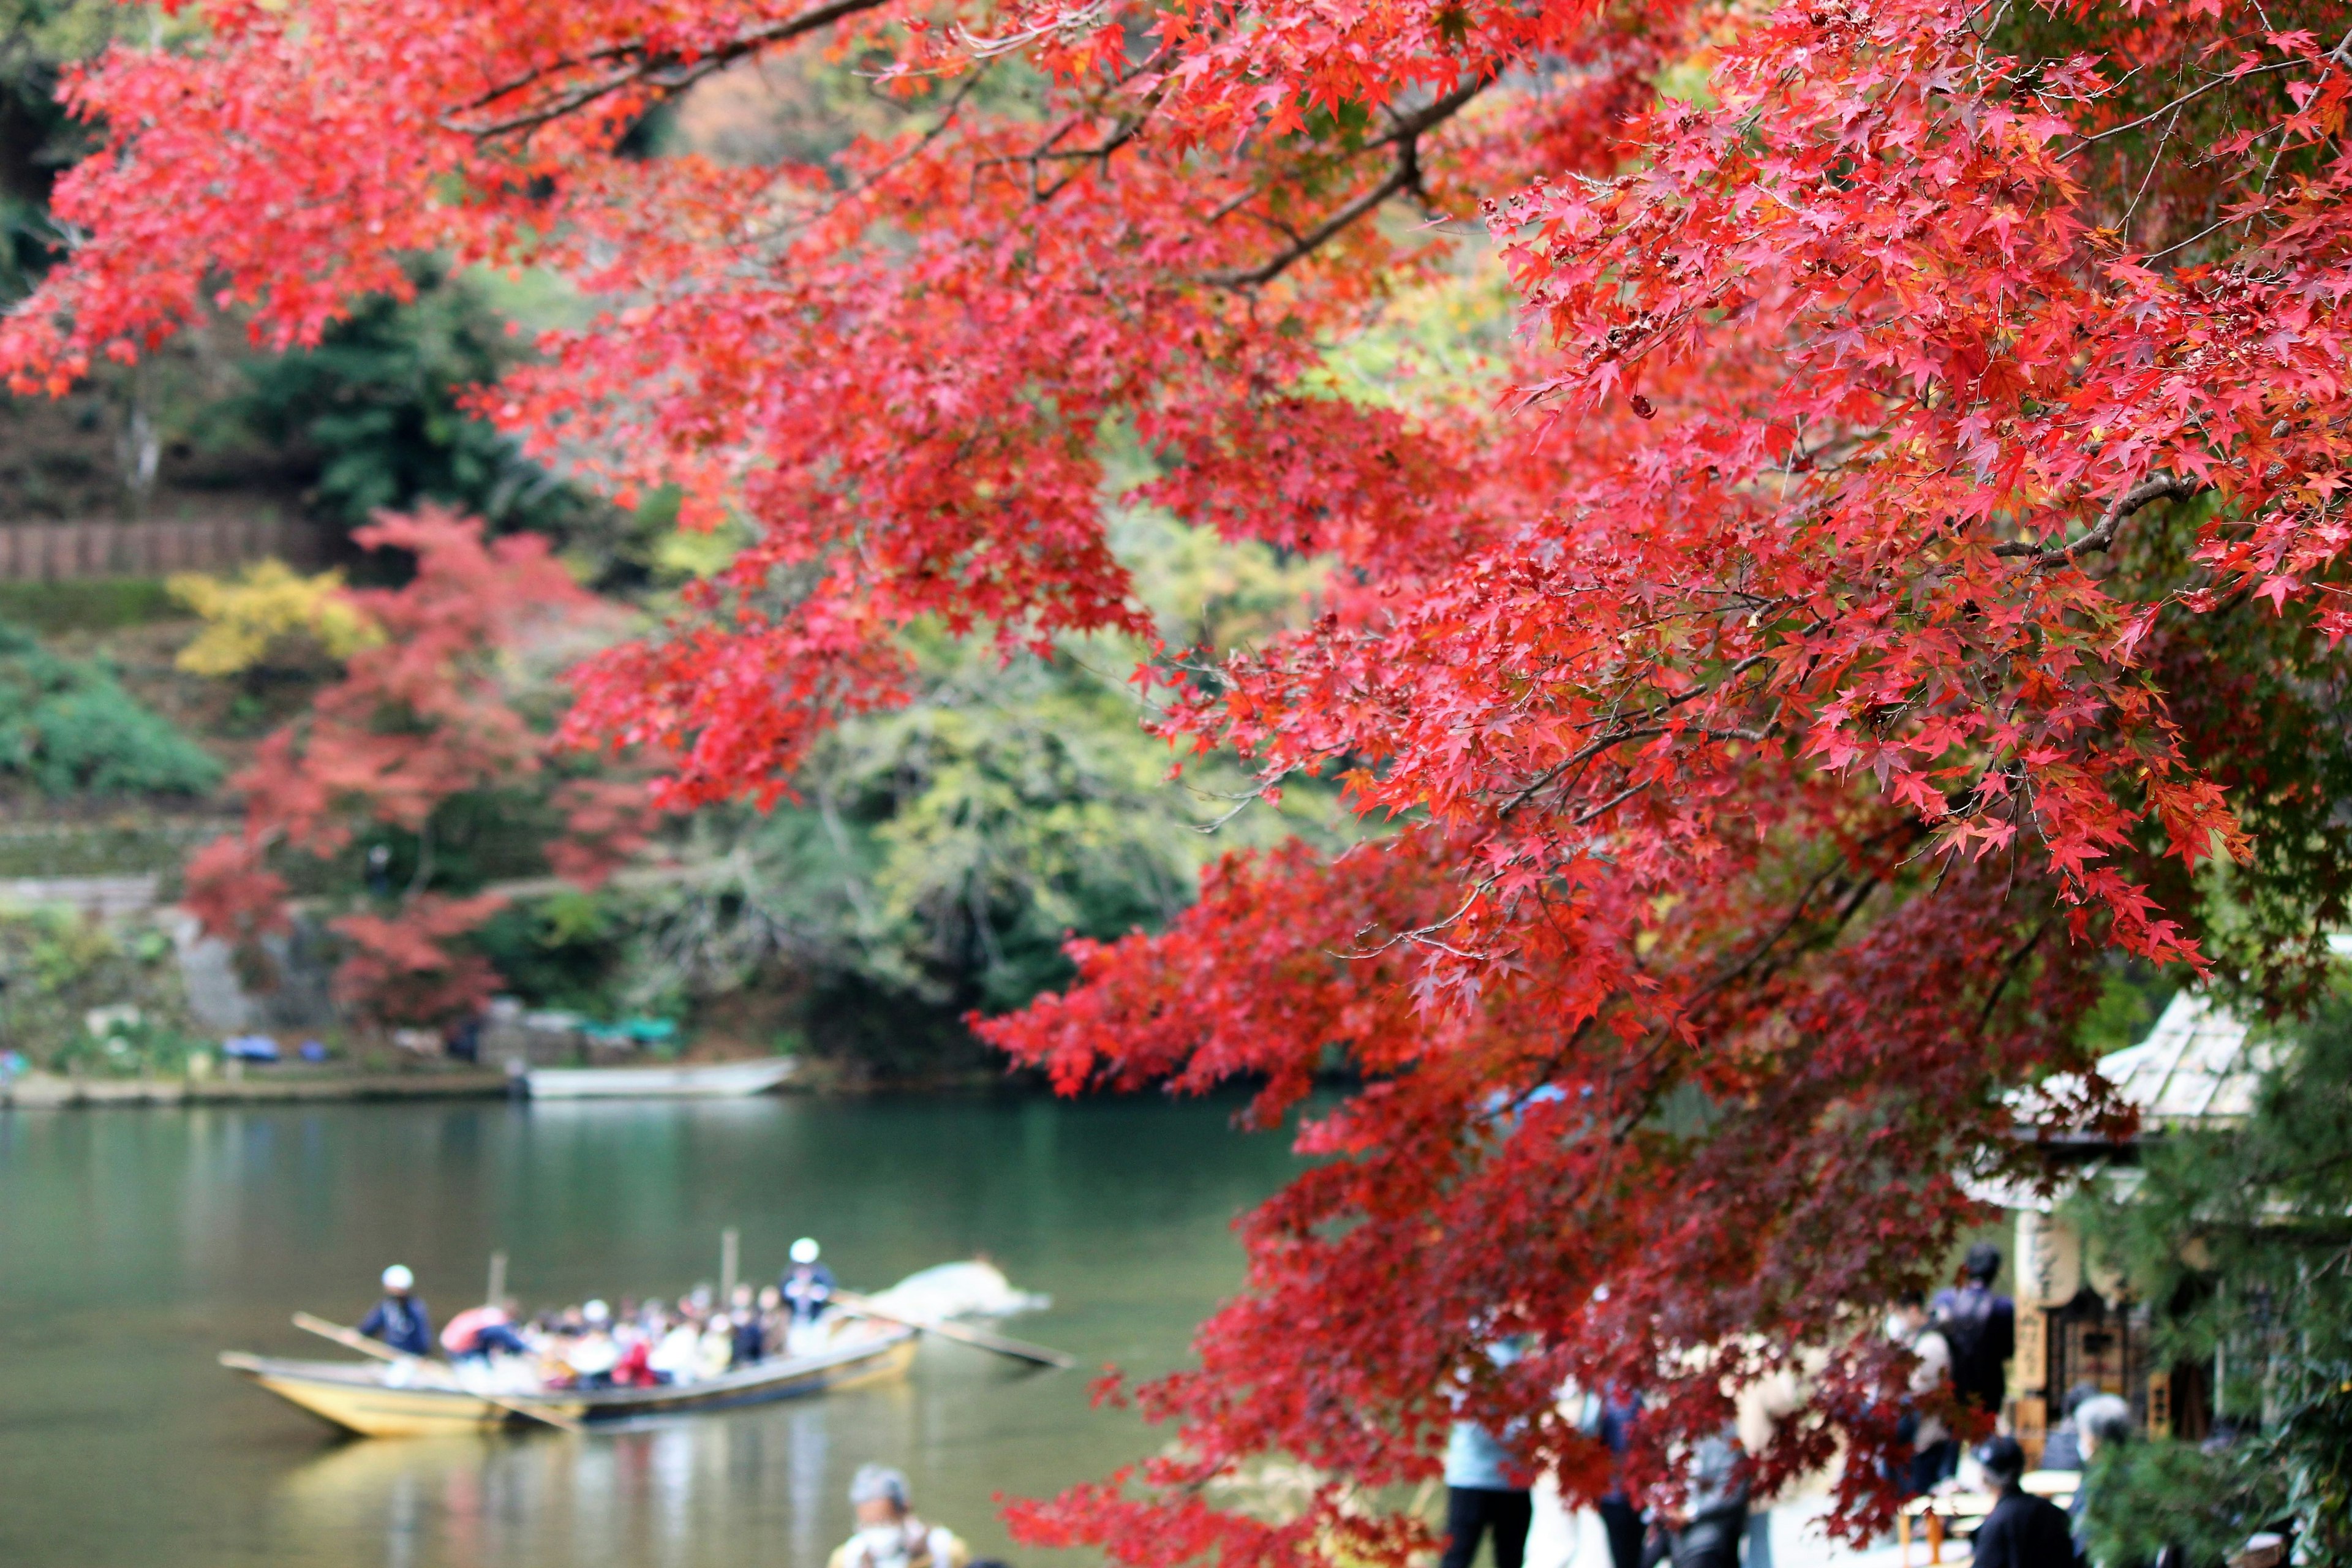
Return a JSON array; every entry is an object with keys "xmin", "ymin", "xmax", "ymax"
[{"xmin": 0, "ymin": 518, "xmax": 325, "ymax": 581}]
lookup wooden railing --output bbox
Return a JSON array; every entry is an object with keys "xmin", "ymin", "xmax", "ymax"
[{"xmin": 0, "ymin": 518, "xmax": 325, "ymax": 581}]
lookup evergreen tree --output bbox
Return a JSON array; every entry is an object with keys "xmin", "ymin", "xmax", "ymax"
[{"xmin": 2075, "ymin": 995, "xmax": 2352, "ymax": 1563}]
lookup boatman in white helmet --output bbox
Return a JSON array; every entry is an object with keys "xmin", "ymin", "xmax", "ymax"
[
  {"xmin": 829, "ymin": 1464, "xmax": 968, "ymax": 1568},
  {"xmin": 359, "ymin": 1265, "xmax": 434, "ymax": 1356},
  {"xmin": 781, "ymin": 1238, "xmax": 836, "ymax": 1356}
]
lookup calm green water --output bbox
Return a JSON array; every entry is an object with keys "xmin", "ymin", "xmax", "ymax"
[{"xmin": 0, "ymin": 1094, "xmax": 1299, "ymax": 1568}]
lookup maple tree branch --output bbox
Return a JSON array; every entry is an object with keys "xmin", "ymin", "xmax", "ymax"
[
  {"xmin": 1972, "ymin": 918, "xmax": 2051, "ymax": 1042},
  {"xmin": 1496, "ymin": 643, "xmax": 1792, "ymax": 820},
  {"xmin": 2067, "ymin": 55, "xmax": 2313, "ymax": 153},
  {"xmin": 441, "ymin": 0, "xmax": 894, "ymax": 137},
  {"xmin": 805, "ymin": 61, "xmax": 996, "ymax": 218},
  {"xmin": 1199, "ymin": 79, "xmax": 1488, "ymax": 288},
  {"xmin": 1607, "ymin": 832, "xmax": 1918, "ymax": 1139},
  {"xmin": 1993, "ymin": 473, "xmax": 2203, "ymax": 564}
]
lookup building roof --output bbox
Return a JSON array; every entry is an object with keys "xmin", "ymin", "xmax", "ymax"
[{"xmin": 2090, "ymin": 991, "xmax": 2277, "ymax": 1130}]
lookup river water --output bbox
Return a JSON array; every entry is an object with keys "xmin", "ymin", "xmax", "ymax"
[{"xmin": 0, "ymin": 1093, "xmax": 1300, "ymax": 1568}]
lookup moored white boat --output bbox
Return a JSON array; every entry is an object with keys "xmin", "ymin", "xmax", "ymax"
[{"xmin": 523, "ymin": 1058, "xmax": 797, "ymax": 1099}]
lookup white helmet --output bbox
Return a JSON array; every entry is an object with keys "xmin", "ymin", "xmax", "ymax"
[
  {"xmin": 381, "ymin": 1265, "xmax": 415, "ymax": 1292},
  {"xmin": 789, "ymin": 1238, "xmax": 820, "ymax": 1265},
  {"xmin": 583, "ymin": 1298, "xmax": 611, "ymax": 1324}
]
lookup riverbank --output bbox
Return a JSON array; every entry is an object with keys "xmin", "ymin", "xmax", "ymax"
[
  {"xmin": 0, "ymin": 1065, "xmax": 512, "ymax": 1108},
  {"xmin": 0, "ymin": 1056, "xmax": 1028, "ymax": 1108}
]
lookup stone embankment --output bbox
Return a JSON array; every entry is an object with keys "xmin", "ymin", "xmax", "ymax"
[{"xmin": 1, "ymin": 1066, "xmax": 511, "ymax": 1109}]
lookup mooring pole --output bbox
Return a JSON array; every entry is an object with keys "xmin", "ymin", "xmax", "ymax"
[
  {"xmin": 486, "ymin": 1250, "xmax": 508, "ymax": 1307},
  {"xmin": 720, "ymin": 1227, "xmax": 740, "ymax": 1302}
]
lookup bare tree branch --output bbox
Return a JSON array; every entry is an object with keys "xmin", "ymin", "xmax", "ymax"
[
  {"xmin": 1994, "ymin": 472, "xmax": 2204, "ymax": 564},
  {"xmin": 1198, "ymin": 78, "xmax": 1489, "ymax": 288},
  {"xmin": 441, "ymin": 0, "xmax": 895, "ymax": 138}
]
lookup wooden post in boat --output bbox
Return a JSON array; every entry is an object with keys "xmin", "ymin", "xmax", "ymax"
[
  {"xmin": 720, "ymin": 1227, "xmax": 739, "ymax": 1302},
  {"xmin": 486, "ymin": 1250, "xmax": 508, "ymax": 1307}
]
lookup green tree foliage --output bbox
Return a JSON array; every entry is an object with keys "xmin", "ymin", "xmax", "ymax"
[
  {"xmin": 0, "ymin": 622, "xmax": 221, "ymax": 796},
  {"xmin": 2074, "ymin": 992, "xmax": 2352, "ymax": 1563},
  {"xmin": 605, "ymin": 509, "xmax": 1345, "ymax": 1065},
  {"xmin": 0, "ymin": 0, "xmax": 111, "ymax": 304},
  {"xmin": 224, "ymin": 271, "xmax": 600, "ymax": 541},
  {"xmin": 2113, "ymin": 502, "xmax": 2352, "ymax": 1015}
]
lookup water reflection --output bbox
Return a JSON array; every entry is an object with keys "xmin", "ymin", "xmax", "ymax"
[{"xmin": 1, "ymin": 1095, "xmax": 1297, "ymax": 1568}]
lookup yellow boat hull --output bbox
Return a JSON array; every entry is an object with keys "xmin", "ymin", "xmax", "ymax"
[{"xmin": 221, "ymin": 1328, "xmax": 918, "ymax": 1438}]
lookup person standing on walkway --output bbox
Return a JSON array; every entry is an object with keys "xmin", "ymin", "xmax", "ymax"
[
  {"xmin": 1888, "ymin": 1290, "xmax": 1956, "ymax": 1493},
  {"xmin": 1734, "ymin": 1364, "xmax": 1806, "ymax": 1568},
  {"xmin": 1660, "ymin": 1428, "xmax": 1747, "ymax": 1568},
  {"xmin": 358, "ymin": 1264, "xmax": 433, "ymax": 1356},
  {"xmin": 1441, "ymin": 1337, "xmax": 1533, "ymax": 1568},
  {"xmin": 2068, "ymin": 1393, "xmax": 2135, "ymax": 1565},
  {"xmin": 1441, "ymin": 1414, "xmax": 1533, "ymax": 1568},
  {"xmin": 1967, "ymin": 1438, "xmax": 2076, "ymax": 1568},
  {"xmin": 1591, "ymin": 1389, "xmax": 1645, "ymax": 1568},
  {"xmin": 1932, "ymin": 1245, "xmax": 2015, "ymax": 1422}
]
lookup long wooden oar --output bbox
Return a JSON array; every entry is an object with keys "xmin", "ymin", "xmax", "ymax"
[
  {"xmin": 292, "ymin": 1312, "xmax": 585, "ymax": 1433},
  {"xmin": 832, "ymin": 1290, "xmax": 1075, "ymax": 1370}
]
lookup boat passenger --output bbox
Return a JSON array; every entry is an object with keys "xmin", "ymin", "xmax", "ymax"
[
  {"xmin": 698, "ymin": 1313, "xmax": 737, "ymax": 1379},
  {"xmin": 756, "ymin": 1284, "xmax": 787, "ymax": 1357},
  {"xmin": 650, "ymin": 1314, "xmax": 704, "ymax": 1384},
  {"xmin": 441, "ymin": 1298, "xmax": 530, "ymax": 1360},
  {"xmin": 828, "ymin": 1464, "xmax": 969, "ymax": 1568},
  {"xmin": 359, "ymin": 1265, "xmax": 435, "ymax": 1356},
  {"xmin": 730, "ymin": 1284, "xmax": 765, "ymax": 1367},
  {"xmin": 565, "ymin": 1300, "xmax": 623, "ymax": 1389},
  {"xmin": 611, "ymin": 1333, "xmax": 660, "ymax": 1387},
  {"xmin": 783, "ymin": 1238, "xmax": 837, "ymax": 1355}
]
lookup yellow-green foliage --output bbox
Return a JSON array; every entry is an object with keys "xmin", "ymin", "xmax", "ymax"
[{"xmin": 168, "ymin": 560, "xmax": 379, "ymax": 677}]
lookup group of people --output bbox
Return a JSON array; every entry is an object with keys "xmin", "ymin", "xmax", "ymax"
[
  {"xmin": 1884, "ymin": 1245, "xmax": 2143, "ymax": 1567},
  {"xmin": 1885, "ymin": 1243, "xmax": 2018, "ymax": 1495},
  {"xmin": 358, "ymin": 1255, "xmax": 1006, "ymax": 1567},
  {"xmin": 1439, "ymin": 1243, "xmax": 2133, "ymax": 1568},
  {"xmin": 358, "ymin": 1238, "xmax": 845, "ymax": 1392}
]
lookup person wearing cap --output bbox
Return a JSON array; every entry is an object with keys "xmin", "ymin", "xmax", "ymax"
[
  {"xmin": 1966, "ymin": 1436, "xmax": 2076, "ymax": 1568},
  {"xmin": 782, "ymin": 1238, "xmax": 837, "ymax": 1356},
  {"xmin": 828, "ymin": 1464, "xmax": 968, "ymax": 1568},
  {"xmin": 359, "ymin": 1265, "xmax": 434, "ymax": 1356}
]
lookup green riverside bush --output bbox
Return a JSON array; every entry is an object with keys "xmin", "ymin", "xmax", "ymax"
[{"xmin": 0, "ymin": 619, "xmax": 221, "ymax": 796}]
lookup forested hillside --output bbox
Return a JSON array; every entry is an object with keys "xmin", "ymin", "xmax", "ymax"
[{"xmin": 0, "ymin": 0, "xmax": 1351, "ymax": 1073}]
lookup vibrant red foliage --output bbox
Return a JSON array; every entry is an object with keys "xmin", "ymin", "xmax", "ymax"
[
  {"xmin": 330, "ymin": 892, "xmax": 513, "ymax": 1025},
  {"xmin": 182, "ymin": 510, "xmax": 652, "ymax": 1026},
  {"xmin": 13, "ymin": 0, "xmax": 2352, "ymax": 1554}
]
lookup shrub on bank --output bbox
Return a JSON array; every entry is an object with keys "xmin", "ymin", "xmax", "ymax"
[
  {"xmin": 0, "ymin": 904, "xmax": 205, "ymax": 1074},
  {"xmin": 0, "ymin": 620, "xmax": 222, "ymax": 796}
]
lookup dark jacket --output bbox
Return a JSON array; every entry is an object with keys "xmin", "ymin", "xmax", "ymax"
[
  {"xmin": 1596, "ymin": 1392, "xmax": 1639, "ymax": 1505},
  {"xmin": 1932, "ymin": 1282, "xmax": 2016, "ymax": 1411},
  {"xmin": 359, "ymin": 1294, "xmax": 434, "ymax": 1356},
  {"xmin": 1971, "ymin": 1487, "xmax": 2077, "ymax": 1568},
  {"xmin": 781, "ymin": 1263, "xmax": 836, "ymax": 1324}
]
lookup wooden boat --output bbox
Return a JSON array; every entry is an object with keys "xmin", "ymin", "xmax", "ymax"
[
  {"xmin": 219, "ymin": 1319, "xmax": 916, "ymax": 1438},
  {"xmin": 522, "ymin": 1058, "xmax": 797, "ymax": 1099}
]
